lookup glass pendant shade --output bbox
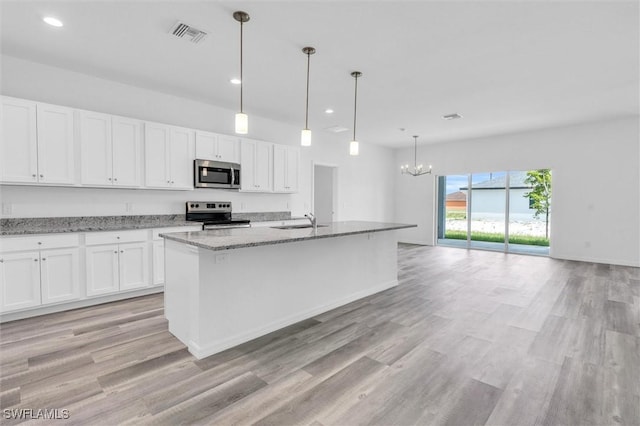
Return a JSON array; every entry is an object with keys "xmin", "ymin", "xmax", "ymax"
[
  {"xmin": 235, "ymin": 112, "xmax": 248, "ymax": 134},
  {"xmin": 350, "ymin": 140, "xmax": 359, "ymax": 156},
  {"xmin": 301, "ymin": 129, "xmax": 312, "ymax": 146}
]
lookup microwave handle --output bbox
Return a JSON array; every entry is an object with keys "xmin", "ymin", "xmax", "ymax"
[{"xmin": 231, "ymin": 167, "xmax": 236, "ymax": 186}]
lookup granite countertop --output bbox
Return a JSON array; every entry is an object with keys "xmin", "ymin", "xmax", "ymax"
[
  {"xmin": 161, "ymin": 221, "xmax": 417, "ymax": 252},
  {"xmin": 0, "ymin": 215, "xmax": 202, "ymax": 236}
]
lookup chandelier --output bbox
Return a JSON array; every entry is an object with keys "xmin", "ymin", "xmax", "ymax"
[{"xmin": 401, "ymin": 135, "xmax": 432, "ymax": 176}]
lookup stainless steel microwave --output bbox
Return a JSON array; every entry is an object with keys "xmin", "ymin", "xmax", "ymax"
[{"xmin": 194, "ymin": 159, "xmax": 240, "ymax": 189}]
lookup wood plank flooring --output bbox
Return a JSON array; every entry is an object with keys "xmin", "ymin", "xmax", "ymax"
[{"xmin": 1, "ymin": 245, "xmax": 639, "ymax": 425}]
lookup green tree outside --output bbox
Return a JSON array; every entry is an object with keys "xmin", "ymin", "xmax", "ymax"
[{"xmin": 524, "ymin": 169, "xmax": 552, "ymax": 239}]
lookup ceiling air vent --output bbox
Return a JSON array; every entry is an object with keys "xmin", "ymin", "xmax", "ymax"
[
  {"xmin": 324, "ymin": 125, "xmax": 349, "ymax": 133},
  {"xmin": 169, "ymin": 21, "xmax": 208, "ymax": 44},
  {"xmin": 442, "ymin": 113, "xmax": 463, "ymax": 120}
]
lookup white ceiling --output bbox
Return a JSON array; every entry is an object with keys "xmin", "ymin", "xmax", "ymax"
[{"xmin": 1, "ymin": 1, "xmax": 638, "ymax": 148}]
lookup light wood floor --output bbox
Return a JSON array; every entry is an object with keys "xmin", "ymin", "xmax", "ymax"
[{"xmin": 1, "ymin": 245, "xmax": 639, "ymax": 425}]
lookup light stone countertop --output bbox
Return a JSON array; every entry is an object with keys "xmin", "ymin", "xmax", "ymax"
[
  {"xmin": 161, "ymin": 221, "xmax": 417, "ymax": 252},
  {"xmin": 0, "ymin": 215, "xmax": 201, "ymax": 236}
]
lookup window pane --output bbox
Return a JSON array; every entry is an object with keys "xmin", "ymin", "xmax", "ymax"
[{"xmin": 469, "ymin": 172, "xmax": 506, "ymax": 251}]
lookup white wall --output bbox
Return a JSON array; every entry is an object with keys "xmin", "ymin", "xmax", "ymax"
[
  {"xmin": 0, "ymin": 55, "xmax": 396, "ymax": 222},
  {"xmin": 395, "ymin": 117, "xmax": 640, "ymax": 267}
]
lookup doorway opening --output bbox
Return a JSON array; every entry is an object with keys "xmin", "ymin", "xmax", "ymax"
[
  {"xmin": 437, "ymin": 170, "xmax": 551, "ymax": 255},
  {"xmin": 313, "ymin": 164, "xmax": 338, "ymax": 224}
]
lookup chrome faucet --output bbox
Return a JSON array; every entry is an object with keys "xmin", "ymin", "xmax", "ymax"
[{"xmin": 304, "ymin": 213, "xmax": 317, "ymax": 230}]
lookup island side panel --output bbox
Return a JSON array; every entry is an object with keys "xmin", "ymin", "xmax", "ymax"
[
  {"xmin": 188, "ymin": 230, "xmax": 398, "ymax": 359},
  {"xmin": 164, "ymin": 239, "xmax": 200, "ymax": 348}
]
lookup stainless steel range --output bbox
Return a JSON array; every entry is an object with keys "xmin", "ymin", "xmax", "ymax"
[{"xmin": 186, "ymin": 202, "xmax": 251, "ymax": 229}]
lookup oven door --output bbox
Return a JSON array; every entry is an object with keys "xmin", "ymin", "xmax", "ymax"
[{"xmin": 194, "ymin": 160, "xmax": 241, "ymax": 189}]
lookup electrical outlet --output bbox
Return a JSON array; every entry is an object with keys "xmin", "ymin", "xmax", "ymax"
[
  {"xmin": 215, "ymin": 253, "xmax": 230, "ymax": 264},
  {"xmin": 2, "ymin": 203, "xmax": 12, "ymax": 215},
  {"xmin": 125, "ymin": 203, "xmax": 134, "ymax": 213},
  {"xmin": 240, "ymin": 202, "xmax": 246, "ymax": 210}
]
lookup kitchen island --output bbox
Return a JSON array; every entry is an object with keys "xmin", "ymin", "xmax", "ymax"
[{"xmin": 161, "ymin": 221, "xmax": 416, "ymax": 359}]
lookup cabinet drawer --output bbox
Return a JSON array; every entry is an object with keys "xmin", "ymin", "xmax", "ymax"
[
  {"xmin": 85, "ymin": 230, "xmax": 149, "ymax": 246},
  {"xmin": 0, "ymin": 234, "xmax": 80, "ymax": 253},
  {"xmin": 152, "ymin": 226, "xmax": 202, "ymax": 240}
]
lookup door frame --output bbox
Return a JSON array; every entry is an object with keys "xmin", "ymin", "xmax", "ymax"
[{"xmin": 311, "ymin": 161, "xmax": 339, "ymax": 222}]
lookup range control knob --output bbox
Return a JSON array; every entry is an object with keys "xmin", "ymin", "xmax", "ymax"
[
  {"xmin": 190, "ymin": 204, "xmax": 195, "ymax": 208},
  {"xmin": 195, "ymin": 204, "xmax": 200, "ymax": 208}
]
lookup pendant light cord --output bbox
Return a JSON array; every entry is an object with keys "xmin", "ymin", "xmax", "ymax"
[
  {"xmin": 353, "ymin": 74, "xmax": 359, "ymax": 141},
  {"xmin": 240, "ymin": 20, "xmax": 244, "ymax": 113},
  {"xmin": 414, "ymin": 136, "xmax": 418, "ymax": 169},
  {"xmin": 305, "ymin": 51, "xmax": 310, "ymax": 129}
]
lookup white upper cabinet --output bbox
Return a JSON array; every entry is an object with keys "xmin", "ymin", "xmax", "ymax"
[
  {"xmin": 218, "ymin": 135, "xmax": 240, "ymax": 163},
  {"xmin": 240, "ymin": 138, "xmax": 273, "ymax": 192},
  {"xmin": 80, "ymin": 111, "xmax": 112, "ymax": 185},
  {"xmin": 80, "ymin": 112, "xmax": 142, "ymax": 187},
  {"xmin": 35, "ymin": 103, "xmax": 75, "ymax": 185},
  {"xmin": 0, "ymin": 97, "xmax": 75, "ymax": 185},
  {"xmin": 273, "ymin": 145, "xmax": 300, "ymax": 193},
  {"xmin": 144, "ymin": 122, "xmax": 171, "ymax": 188},
  {"xmin": 195, "ymin": 131, "xmax": 240, "ymax": 163},
  {"xmin": 0, "ymin": 97, "xmax": 38, "ymax": 183},
  {"xmin": 111, "ymin": 116, "xmax": 142, "ymax": 187},
  {"xmin": 144, "ymin": 123, "xmax": 194, "ymax": 190},
  {"xmin": 169, "ymin": 126, "xmax": 194, "ymax": 189}
]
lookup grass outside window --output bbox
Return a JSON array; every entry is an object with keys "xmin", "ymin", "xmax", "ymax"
[{"xmin": 444, "ymin": 230, "xmax": 550, "ymax": 247}]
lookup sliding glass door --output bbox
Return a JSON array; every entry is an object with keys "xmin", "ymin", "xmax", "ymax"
[
  {"xmin": 469, "ymin": 172, "xmax": 506, "ymax": 251},
  {"xmin": 437, "ymin": 170, "xmax": 551, "ymax": 255}
]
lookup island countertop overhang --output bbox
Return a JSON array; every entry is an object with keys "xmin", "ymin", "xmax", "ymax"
[{"xmin": 161, "ymin": 220, "xmax": 417, "ymax": 252}]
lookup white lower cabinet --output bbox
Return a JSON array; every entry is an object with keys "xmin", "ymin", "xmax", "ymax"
[
  {"xmin": 1, "ymin": 226, "xmax": 199, "ymax": 318},
  {"xmin": 85, "ymin": 244, "xmax": 120, "ymax": 296},
  {"xmin": 152, "ymin": 240, "xmax": 165, "ymax": 285},
  {"xmin": 40, "ymin": 248, "xmax": 80, "ymax": 305},
  {"xmin": 86, "ymin": 240, "xmax": 149, "ymax": 297},
  {"xmin": 150, "ymin": 226, "xmax": 202, "ymax": 286},
  {"xmin": 0, "ymin": 245, "xmax": 80, "ymax": 313},
  {"xmin": 119, "ymin": 242, "xmax": 149, "ymax": 291},
  {"xmin": 0, "ymin": 251, "xmax": 42, "ymax": 312}
]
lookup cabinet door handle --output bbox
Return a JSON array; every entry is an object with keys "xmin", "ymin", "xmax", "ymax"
[
  {"xmin": 167, "ymin": 180, "xmax": 171, "ymax": 183},
  {"xmin": 114, "ymin": 251, "xmax": 118, "ymax": 254},
  {"xmin": 32, "ymin": 174, "xmax": 37, "ymax": 178},
  {"xmin": 34, "ymin": 258, "xmax": 39, "ymax": 262},
  {"xmin": 0, "ymin": 259, "xmax": 4, "ymax": 263},
  {"xmin": 40, "ymin": 174, "xmax": 44, "ymax": 178},
  {"xmin": 41, "ymin": 258, "xmax": 46, "ymax": 261},
  {"xmin": 108, "ymin": 177, "xmax": 112, "ymax": 181},
  {"xmin": 114, "ymin": 178, "xmax": 118, "ymax": 182},
  {"xmin": 120, "ymin": 250, "xmax": 124, "ymax": 253},
  {"xmin": 171, "ymin": 181, "xmax": 175, "ymax": 184}
]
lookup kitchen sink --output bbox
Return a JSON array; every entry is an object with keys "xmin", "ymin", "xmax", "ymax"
[{"xmin": 271, "ymin": 224, "xmax": 328, "ymax": 230}]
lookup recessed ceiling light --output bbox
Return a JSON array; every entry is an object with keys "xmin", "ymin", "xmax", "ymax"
[
  {"xmin": 230, "ymin": 78, "xmax": 241, "ymax": 85},
  {"xmin": 324, "ymin": 108, "xmax": 334, "ymax": 114},
  {"xmin": 442, "ymin": 113, "xmax": 463, "ymax": 120},
  {"xmin": 43, "ymin": 17, "xmax": 63, "ymax": 27}
]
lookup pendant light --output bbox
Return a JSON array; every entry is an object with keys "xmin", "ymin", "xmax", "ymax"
[
  {"xmin": 301, "ymin": 47, "xmax": 316, "ymax": 146},
  {"xmin": 401, "ymin": 135, "xmax": 432, "ymax": 176},
  {"xmin": 349, "ymin": 71, "xmax": 362, "ymax": 156},
  {"xmin": 233, "ymin": 11, "xmax": 250, "ymax": 134}
]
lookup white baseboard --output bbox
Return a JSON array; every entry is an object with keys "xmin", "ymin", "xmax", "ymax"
[
  {"xmin": 0, "ymin": 286, "xmax": 164, "ymax": 323},
  {"xmin": 550, "ymin": 253, "xmax": 640, "ymax": 268}
]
